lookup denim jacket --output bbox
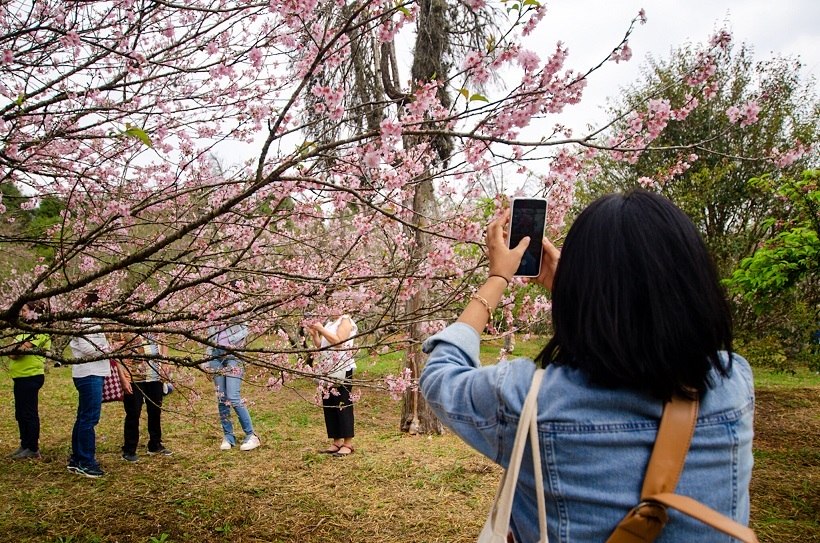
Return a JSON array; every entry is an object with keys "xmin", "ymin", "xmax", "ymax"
[
  {"xmin": 207, "ymin": 323, "xmax": 248, "ymax": 369},
  {"xmin": 420, "ymin": 323, "xmax": 754, "ymax": 543}
]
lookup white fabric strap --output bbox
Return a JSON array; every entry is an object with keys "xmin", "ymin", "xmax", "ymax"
[{"xmin": 478, "ymin": 368, "xmax": 549, "ymax": 543}]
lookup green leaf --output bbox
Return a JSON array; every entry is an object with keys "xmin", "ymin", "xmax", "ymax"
[
  {"xmin": 760, "ymin": 217, "xmax": 777, "ymax": 230},
  {"xmin": 523, "ymin": 0, "xmax": 541, "ymax": 6},
  {"xmin": 122, "ymin": 124, "xmax": 153, "ymax": 148},
  {"xmin": 469, "ymin": 93, "xmax": 489, "ymax": 103},
  {"xmin": 15, "ymin": 94, "xmax": 25, "ymax": 106},
  {"xmin": 459, "ymin": 88, "xmax": 470, "ymax": 99},
  {"xmin": 396, "ymin": 3, "xmax": 411, "ymax": 16}
]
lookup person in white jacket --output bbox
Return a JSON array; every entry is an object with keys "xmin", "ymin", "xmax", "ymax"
[{"xmin": 67, "ymin": 290, "xmax": 130, "ymax": 478}]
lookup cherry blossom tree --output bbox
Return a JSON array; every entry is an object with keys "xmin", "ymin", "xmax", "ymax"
[
  {"xmin": 0, "ymin": 1, "xmax": 776, "ymax": 431},
  {"xmin": 579, "ymin": 41, "xmax": 818, "ymax": 277}
]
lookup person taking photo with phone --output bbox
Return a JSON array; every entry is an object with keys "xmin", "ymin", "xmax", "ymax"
[{"xmin": 420, "ymin": 190, "xmax": 754, "ymax": 542}]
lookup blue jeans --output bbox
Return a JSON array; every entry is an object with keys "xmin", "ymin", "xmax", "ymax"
[
  {"xmin": 71, "ymin": 375, "xmax": 104, "ymax": 468},
  {"xmin": 212, "ymin": 356, "xmax": 254, "ymax": 444}
]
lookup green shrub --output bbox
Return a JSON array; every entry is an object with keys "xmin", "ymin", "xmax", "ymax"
[{"xmin": 735, "ymin": 335, "xmax": 795, "ymax": 374}]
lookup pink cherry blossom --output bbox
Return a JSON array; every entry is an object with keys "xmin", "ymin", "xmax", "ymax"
[
  {"xmin": 773, "ymin": 141, "xmax": 810, "ymax": 168},
  {"xmin": 522, "ymin": 5, "xmax": 547, "ymax": 36},
  {"xmin": 638, "ymin": 176, "xmax": 657, "ymax": 189},
  {"xmin": 709, "ymin": 29, "xmax": 732, "ymax": 50},
  {"xmin": 0, "ymin": 0, "xmax": 795, "ymax": 415},
  {"xmin": 725, "ymin": 100, "xmax": 760, "ymax": 127},
  {"xmin": 379, "ymin": 118, "xmax": 403, "ymax": 145},
  {"xmin": 610, "ymin": 42, "xmax": 632, "ymax": 63},
  {"xmin": 385, "ymin": 368, "xmax": 416, "ymax": 400},
  {"xmin": 248, "ymin": 47, "xmax": 263, "ymax": 69},
  {"xmin": 740, "ymin": 100, "xmax": 760, "ymax": 127},
  {"xmin": 363, "ymin": 151, "xmax": 381, "ymax": 168},
  {"xmin": 60, "ymin": 30, "xmax": 81, "ymax": 49},
  {"xmin": 517, "ymin": 49, "xmax": 540, "ymax": 72}
]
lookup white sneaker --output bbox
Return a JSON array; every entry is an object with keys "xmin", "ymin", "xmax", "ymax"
[
  {"xmin": 220, "ymin": 438, "xmax": 233, "ymax": 451},
  {"xmin": 239, "ymin": 434, "xmax": 260, "ymax": 451}
]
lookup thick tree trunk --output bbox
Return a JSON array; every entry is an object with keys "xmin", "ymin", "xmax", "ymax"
[
  {"xmin": 400, "ymin": 304, "xmax": 443, "ymax": 435},
  {"xmin": 399, "ymin": 0, "xmax": 451, "ymax": 435},
  {"xmin": 400, "ymin": 177, "xmax": 443, "ymax": 435}
]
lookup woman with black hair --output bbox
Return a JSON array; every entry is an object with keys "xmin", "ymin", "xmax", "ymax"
[{"xmin": 420, "ymin": 190, "xmax": 754, "ymax": 542}]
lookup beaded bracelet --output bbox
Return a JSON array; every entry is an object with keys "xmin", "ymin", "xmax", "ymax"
[{"xmin": 470, "ymin": 293, "xmax": 494, "ymax": 315}]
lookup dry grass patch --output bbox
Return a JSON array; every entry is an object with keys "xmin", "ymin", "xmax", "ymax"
[
  {"xmin": 750, "ymin": 388, "xmax": 820, "ymax": 542},
  {"xmin": 0, "ymin": 366, "xmax": 500, "ymax": 543},
  {"xmin": 0, "ymin": 363, "xmax": 817, "ymax": 542}
]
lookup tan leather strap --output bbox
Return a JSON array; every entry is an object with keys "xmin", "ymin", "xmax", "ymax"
[
  {"xmin": 605, "ymin": 502, "xmax": 667, "ymax": 543},
  {"xmin": 648, "ymin": 493, "xmax": 759, "ymax": 543},
  {"xmin": 607, "ymin": 396, "xmax": 759, "ymax": 543},
  {"xmin": 640, "ymin": 396, "xmax": 698, "ymax": 497}
]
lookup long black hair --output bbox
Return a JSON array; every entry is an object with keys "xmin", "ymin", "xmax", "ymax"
[{"xmin": 535, "ymin": 189, "xmax": 733, "ymax": 400}]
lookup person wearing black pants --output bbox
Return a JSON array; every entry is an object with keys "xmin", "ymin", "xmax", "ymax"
[
  {"xmin": 8, "ymin": 302, "xmax": 51, "ymax": 460},
  {"xmin": 308, "ymin": 313, "xmax": 358, "ymax": 457},
  {"xmin": 123, "ymin": 380, "xmax": 166, "ymax": 459},
  {"xmin": 322, "ymin": 368, "xmax": 355, "ymax": 449},
  {"xmin": 13, "ymin": 374, "xmax": 45, "ymax": 456},
  {"xmin": 115, "ymin": 333, "xmax": 172, "ymax": 462}
]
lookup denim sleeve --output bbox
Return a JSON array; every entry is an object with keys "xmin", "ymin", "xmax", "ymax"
[{"xmin": 420, "ymin": 323, "xmax": 505, "ymax": 462}]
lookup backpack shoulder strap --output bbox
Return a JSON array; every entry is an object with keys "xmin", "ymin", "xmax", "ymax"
[
  {"xmin": 607, "ymin": 395, "xmax": 759, "ymax": 543},
  {"xmin": 605, "ymin": 397, "xmax": 697, "ymax": 543},
  {"xmin": 641, "ymin": 396, "xmax": 698, "ymax": 497},
  {"xmin": 648, "ymin": 493, "xmax": 759, "ymax": 542}
]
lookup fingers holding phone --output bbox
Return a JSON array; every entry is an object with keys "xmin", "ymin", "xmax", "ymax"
[
  {"xmin": 487, "ymin": 199, "xmax": 556, "ymax": 286},
  {"xmin": 530, "ymin": 237, "xmax": 561, "ymax": 292},
  {"xmin": 486, "ymin": 209, "xmax": 529, "ymax": 281}
]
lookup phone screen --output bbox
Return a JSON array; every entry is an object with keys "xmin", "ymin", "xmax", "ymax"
[{"xmin": 508, "ymin": 198, "xmax": 547, "ymax": 277}]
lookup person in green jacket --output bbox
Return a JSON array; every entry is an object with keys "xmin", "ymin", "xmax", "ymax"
[{"xmin": 8, "ymin": 301, "xmax": 51, "ymax": 460}]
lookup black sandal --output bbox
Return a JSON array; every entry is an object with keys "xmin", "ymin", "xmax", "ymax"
[
  {"xmin": 332, "ymin": 445, "xmax": 355, "ymax": 457},
  {"xmin": 318, "ymin": 444, "xmax": 342, "ymax": 454}
]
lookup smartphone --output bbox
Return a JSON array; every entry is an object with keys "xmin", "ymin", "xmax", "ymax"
[{"xmin": 508, "ymin": 197, "xmax": 547, "ymax": 277}]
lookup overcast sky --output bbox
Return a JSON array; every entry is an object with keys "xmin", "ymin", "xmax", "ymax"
[
  {"xmin": 528, "ymin": 0, "xmax": 820, "ymax": 131},
  {"xmin": 215, "ymin": 1, "xmax": 819, "ymax": 164}
]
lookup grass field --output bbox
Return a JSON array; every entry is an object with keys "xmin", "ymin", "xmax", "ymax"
[{"xmin": 0, "ymin": 342, "xmax": 818, "ymax": 543}]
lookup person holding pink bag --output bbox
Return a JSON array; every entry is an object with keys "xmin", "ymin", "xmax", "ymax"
[{"xmin": 67, "ymin": 290, "xmax": 131, "ymax": 478}]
